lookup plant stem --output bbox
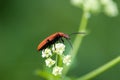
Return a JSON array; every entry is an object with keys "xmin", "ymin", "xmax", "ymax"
[
  {"xmin": 56, "ymin": 54, "xmax": 58, "ymax": 66},
  {"xmin": 77, "ymin": 56, "xmax": 120, "ymax": 80},
  {"xmin": 71, "ymin": 11, "xmax": 88, "ymax": 61},
  {"xmin": 63, "ymin": 11, "xmax": 89, "ymax": 75}
]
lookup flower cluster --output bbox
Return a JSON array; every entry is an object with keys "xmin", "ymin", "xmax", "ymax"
[
  {"xmin": 41, "ymin": 43, "xmax": 71, "ymax": 76},
  {"xmin": 71, "ymin": 0, "xmax": 118, "ymax": 17}
]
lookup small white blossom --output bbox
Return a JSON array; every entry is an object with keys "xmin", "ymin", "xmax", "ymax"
[
  {"xmin": 71, "ymin": 0, "xmax": 83, "ymax": 7},
  {"xmin": 52, "ymin": 66, "xmax": 63, "ymax": 76},
  {"xmin": 101, "ymin": 0, "xmax": 110, "ymax": 5},
  {"xmin": 103, "ymin": 1, "xmax": 118, "ymax": 17},
  {"xmin": 52, "ymin": 43, "xmax": 65, "ymax": 55},
  {"xmin": 45, "ymin": 58, "xmax": 55, "ymax": 67},
  {"xmin": 71, "ymin": 0, "xmax": 118, "ymax": 17},
  {"xmin": 83, "ymin": 0, "xmax": 100, "ymax": 13},
  {"xmin": 71, "ymin": 0, "xmax": 100, "ymax": 13},
  {"xmin": 42, "ymin": 48, "xmax": 52, "ymax": 58},
  {"xmin": 63, "ymin": 55, "xmax": 72, "ymax": 66}
]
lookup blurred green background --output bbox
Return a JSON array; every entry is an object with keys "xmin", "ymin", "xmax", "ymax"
[{"xmin": 0, "ymin": 0, "xmax": 120, "ymax": 80}]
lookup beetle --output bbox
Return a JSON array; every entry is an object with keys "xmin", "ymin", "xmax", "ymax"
[{"xmin": 37, "ymin": 32, "xmax": 85, "ymax": 51}]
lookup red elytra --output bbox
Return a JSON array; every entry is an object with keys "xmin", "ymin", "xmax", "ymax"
[{"xmin": 37, "ymin": 32, "xmax": 70, "ymax": 51}]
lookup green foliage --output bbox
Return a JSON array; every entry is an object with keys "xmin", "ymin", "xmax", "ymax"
[{"xmin": 0, "ymin": 0, "xmax": 120, "ymax": 80}]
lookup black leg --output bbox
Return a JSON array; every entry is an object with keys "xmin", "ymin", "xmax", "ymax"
[
  {"xmin": 59, "ymin": 38, "xmax": 64, "ymax": 43},
  {"xmin": 66, "ymin": 39, "xmax": 73, "ymax": 49},
  {"xmin": 47, "ymin": 39, "xmax": 50, "ymax": 42},
  {"xmin": 53, "ymin": 43, "xmax": 56, "ymax": 50},
  {"xmin": 47, "ymin": 39, "xmax": 51, "ymax": 49},
  {"xmin": 61, "ymin": 38, "xmax": 64, "ymax": 43}
]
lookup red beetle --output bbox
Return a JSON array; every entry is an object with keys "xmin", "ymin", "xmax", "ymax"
[
  {"xmin": 37, "ymin": 32, "xmax": 85, "ymax": 51},
  {"xmin": 37, "ymin": 32, "xmax": 69, "ymax": 51}
]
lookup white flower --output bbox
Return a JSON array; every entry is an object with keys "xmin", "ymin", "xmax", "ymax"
[
  {"xmin": 71, "ymin": 0, "xmax": 100, "ymax": 13},
  {"xmin": 52, "ymin": 66, "xmax": 63, "ymax": 76},
  {"xmin": 71, "ymin": 0, "xmax": 118, "ymax": 17},
  {"xmin": 63, "ymin": 55, "xmax": 72, "ymax": 66},
  {"xmin": 83, "ymin": 0, "xmax": 100, "ymax": 13},
  {"xmin": 52, "ymin": 43, "xmax": 65, "ymax": 55},
  {"xmin": 101, "ymin": 0, "xmax": 112, "ymax": 5},
  {"xmin": 42, "ymin": 48, "xmax": 52, "ymax": 58},
  {"xmin": 71, "ymin": 0, "xmax": 83, "ymax": 7},
  {"xmin": 45, "ymin": 58, "xmax": 55, "ymax": 67},
  {"xmin": 103, "ymin": 1, "xmax": 118, "ymax": 17}
]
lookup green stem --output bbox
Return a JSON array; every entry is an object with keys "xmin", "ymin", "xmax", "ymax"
[
  {"xmin": 77, "ymin": 56, "xmax": 120, "ymax": 80},
  {"xmin": 71, "ymin": 11, "xmax": 88, "ymax": 61},
  {"xmin": 63, "ymin": 11, "xmax": 89, "ymax": 75},
  {"xmin": 35, "ymin": 70, "xmax": 54, "ymax": 80},
  {"xmin": 56, "ymin": 54, "xmax": 58, "ymax": 66}
]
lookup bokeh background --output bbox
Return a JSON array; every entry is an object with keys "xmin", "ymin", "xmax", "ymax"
[{"xmin": 0, "ymin": 0, "xmax": 120, "ymax": 80}]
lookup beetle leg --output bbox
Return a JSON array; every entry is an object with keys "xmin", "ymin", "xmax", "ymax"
[
  {"xmin": 42, "ymin": 49, "xmax": 45, "ymax": 52},
  {"xmin": 53, "ymin": 43, "xmax": 56, "ymax": 50},
  {"xmin": 47, "ymin": 39, "xmax": 50, "ymax": 42},
  {"xmin": 46, "ymin": 39, "xmax": 51, "ymax": 49},
  {"xmin": 61, "ymin": 38, "xmax": 64, "ymax": 43},
  {"xmin": 59, "ymin": 38, "xmax": 64, "ymax": 43}
]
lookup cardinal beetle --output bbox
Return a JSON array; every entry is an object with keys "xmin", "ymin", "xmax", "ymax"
[{"xmin": 37, "ymin": 32, "xmax": 85, "ymax": 51}]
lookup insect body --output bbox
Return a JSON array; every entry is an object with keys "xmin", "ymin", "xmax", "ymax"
[{"xmin": 37, "ymin": 32, "xmax": 70, "ymax": 51}]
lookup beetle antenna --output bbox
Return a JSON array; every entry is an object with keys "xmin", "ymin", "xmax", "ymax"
[{"xmin": 69, "ymin": 32, "xmax": 86, "ymax": 36}]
